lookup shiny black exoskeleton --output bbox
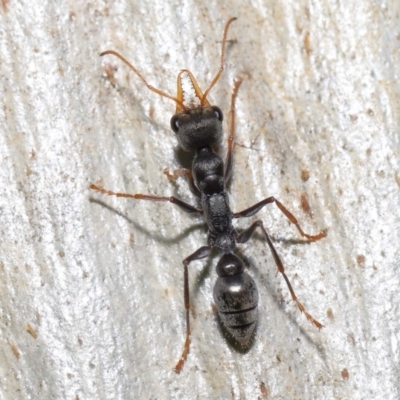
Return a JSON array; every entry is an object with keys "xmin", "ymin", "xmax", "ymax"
[
  {"xmin": 214, "ymin": 254, "xmax": 258, "ymax": 345},
  {"xmin": 170, "ymin": 99, "xmax": 326, "ymax": 372},
  {"xmin": 171, "ymin": 106, "xmax": 223, "ymax": 152},
  {"xmin": 172, "ymin": 103, "xmax": 259, "ymax": 343}
]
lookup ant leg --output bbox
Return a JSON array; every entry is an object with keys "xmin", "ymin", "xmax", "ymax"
[
  {"xmin": 237, "ymin": 220, "xmax": 323, "ymax": 329},
  {"xmin": 224, "ymin": 79, "xmax": 243, "ymax": 183},
  {"xmin": 233, "ymin": 196, "xmax": 326, "ymax": 241},
  {"xmin": 90, "ymin": 184, "xmax": 202, "ymax": 214},
  {"xmin": 174, "ymin": 246, "xmax": 211, "ymax": 373},
  {"xmin": 163, "ymin": 168, "xmax": 201, "ymax": 197}
]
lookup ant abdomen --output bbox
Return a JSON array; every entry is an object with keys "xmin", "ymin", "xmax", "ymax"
[{"xmin": 213, "ymin": 254, "xmax": 259, "ymax": 346}]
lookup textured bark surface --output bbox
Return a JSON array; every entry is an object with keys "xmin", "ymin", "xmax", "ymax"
[{"xmin": 1, "ymin": 1, "xmax": 399, "ymax": 399}]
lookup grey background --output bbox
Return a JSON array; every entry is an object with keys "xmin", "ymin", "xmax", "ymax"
[{"xmin": 1, "ymin": 0, "xmax": 399, "ymax": 399}]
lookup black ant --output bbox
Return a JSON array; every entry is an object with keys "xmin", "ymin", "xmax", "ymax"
[{"xmin": 92, "ymin": 18, "xmax": 327, "ymax": 373}]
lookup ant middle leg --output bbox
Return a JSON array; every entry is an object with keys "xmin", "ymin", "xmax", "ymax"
[
  {"xmin": 90, "ymin": 184, "xmax": 202, "ymax": 214},
  {"xmin": 237, "ymin": 220, "xmax": 323, "ymax": 329},
  {"xmin": 174, "ymin": 246, "xmax": 211, "ymax": 373},
  {"xmin": 233, "ymin": 196, "xmax": 326, "ymax": 241}
]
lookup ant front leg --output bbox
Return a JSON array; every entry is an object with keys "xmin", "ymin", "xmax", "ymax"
[
  {"xmin": 234, "ymin": 196, "xmax": 326, "ymax": 241},
  {"xmin": 174, "ymin": 246, "xmax": 211, "ymax": 373},
  {"xmin": 163, "ymin": 168, "xmax": 201, "ymax": 197},
  {"xmin": 90, "ymin": 184, "xmax": 202, "ymax": 214},
  {"xmin": 237, "ymin": 221, "xmax": 323, "ymax": 329},
  {"xmin": 224, "ymin": 79, "xmax": 243, "ymax": 183}
]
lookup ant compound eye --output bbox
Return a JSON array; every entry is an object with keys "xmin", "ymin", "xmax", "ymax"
[
  {"xmin": 170, "ymin": 115, "xmax": 180, "ymax": 133},
  {"xmin": 212, "ymin": 106, "xmax": 223, "ymax": 122}
]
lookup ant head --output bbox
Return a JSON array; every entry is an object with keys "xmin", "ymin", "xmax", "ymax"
[
  {"xmin": 100, "ymin": 18, "xmax": 236, "ymax": 153},
  {"xmin": 170, "ymin": 106, "xmax": 223, "ymax": 152},
  {"xmin": 169, "ymin": 69, "xmax": 224, "ymax": 152}
]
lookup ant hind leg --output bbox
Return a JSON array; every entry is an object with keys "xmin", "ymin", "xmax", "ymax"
[
  {"xmin": 174, "ymin": 246, "xmax": 211, "ymax": 373},
  {"xmin": 237, "ymin": 220, "xmax": 323, "ymax": 329}
]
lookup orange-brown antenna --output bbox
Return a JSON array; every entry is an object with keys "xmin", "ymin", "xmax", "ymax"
[
  {"xmin": 201, "ymin": 17, "xmax": 237, "ymax": 106},
  {"xmin": 100, "ymin": 50, "xmax": 186, "ymax": 110}
]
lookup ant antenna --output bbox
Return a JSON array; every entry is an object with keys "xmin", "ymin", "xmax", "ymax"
[
  {"xmin": 201, "ymin": 17, "xmax": 237, "ymax": 106},
  {"xmin": 100, "ymin": 50, "xmax": 186, "ymax": 110}
]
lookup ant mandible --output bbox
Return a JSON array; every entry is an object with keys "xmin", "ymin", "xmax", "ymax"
[{"xmin": 91, "ymin": 18, "xmax": 327, "ymax": 373}]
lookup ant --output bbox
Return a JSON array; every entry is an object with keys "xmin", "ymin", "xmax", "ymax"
[{"xmin": 92, "ymin": 18, "xmax": 327, "ymax": 373}]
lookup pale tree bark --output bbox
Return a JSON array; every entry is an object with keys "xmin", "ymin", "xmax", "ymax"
[{"xmin": 0, "ymin": 1, "xmax": 399, "ymax": 399}]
